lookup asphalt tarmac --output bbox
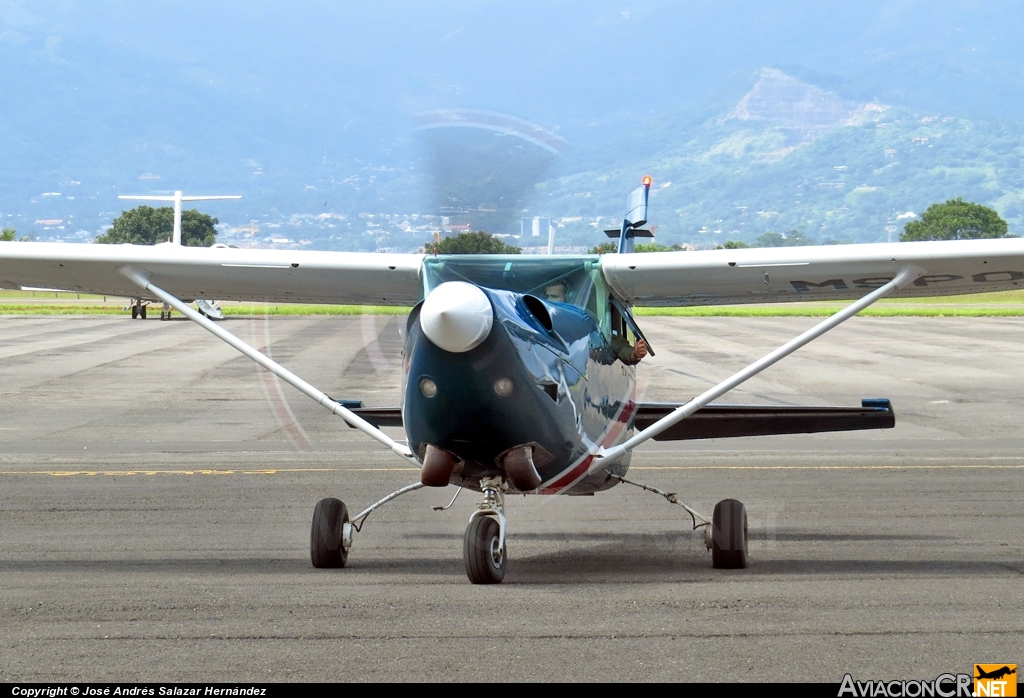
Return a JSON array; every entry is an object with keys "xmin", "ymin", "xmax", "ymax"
[{"xmin": 0, "ymin": 314, "xmax": 1021, "ymax": 683}]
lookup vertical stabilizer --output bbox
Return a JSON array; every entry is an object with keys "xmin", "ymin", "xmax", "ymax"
[{"xmin": 616, "ymin": 177, "xmax": 651, "ymax": 254}]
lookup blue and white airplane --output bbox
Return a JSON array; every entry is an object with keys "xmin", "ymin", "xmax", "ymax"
[{"xmin": 2, "ymin": 178, "xmax": 1023, "ymax": 583}]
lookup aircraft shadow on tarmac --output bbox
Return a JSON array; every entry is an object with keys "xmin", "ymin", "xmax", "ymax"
[
  {"xmin": 4, "ymin": 527, "xmax": 1018, "ymax": 583},
  {"xmin": 404, "ymin": 531, "xmax": 954, "ymax": 542}
]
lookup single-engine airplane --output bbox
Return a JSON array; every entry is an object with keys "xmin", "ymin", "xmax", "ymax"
[
  {"xmin": 2, "ymin": 177, "xmax": 1023, "ymax": 583},
  {"xmin": 117, "ymin": 189, "xmax": 240, "ymax": 320}
]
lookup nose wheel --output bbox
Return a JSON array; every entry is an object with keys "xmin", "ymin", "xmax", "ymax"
[
  {"xmin": 464, "ymin": 516, "xmax": 506, "ymax": 583},
  {"xmin": 463, "ymin": 476, "xmax": 508, "ymax": 584}
]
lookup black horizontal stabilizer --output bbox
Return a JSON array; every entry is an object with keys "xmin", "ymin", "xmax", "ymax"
[
  {"xmin": 604, "ymin": 228, "xmax": 655, "ymax": 238},
  {"xmin": 634, "ymin": 399, "xmax": 895, "ymax": 441},
  {"xmin": 346, "ymin": 406, "xmax": 403, "ymax": 428}
]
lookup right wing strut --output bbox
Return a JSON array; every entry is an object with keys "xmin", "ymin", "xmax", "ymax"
[{"xmin": 594, "ymin": 264, "xmax": 922, "ymax": 465}]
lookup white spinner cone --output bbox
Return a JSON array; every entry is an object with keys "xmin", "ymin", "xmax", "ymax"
[{"xmin": 420, "ymin": 281, "xmax": 493, "ymax": 353}]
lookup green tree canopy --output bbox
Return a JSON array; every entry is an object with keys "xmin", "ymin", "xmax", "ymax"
[
  {"xmin": 426, "ymin": 231, "xmax": 520, "ymax": 254},
  {"xmin": 96, "ymin": 206, "xmax": 219, "ymax": 246},
  {"xmin": 588, "ymin": 241, "xmax": 684, "ymax": 254},
  {"xmin": 900, "ymin": 197, "xmax": 1010, "ymax": 241},
  {"xmin": 754, "ymin": 229, "xmax": 813, "ymax": 248},
  {"xmin": 1, "ymin": 228, "xmax": 20, "ymax": 241},
  {"xmin": 717, "ymin": 240, "xmax": 750, "ymax": 249}
]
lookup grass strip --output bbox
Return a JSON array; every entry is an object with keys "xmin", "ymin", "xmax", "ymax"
[
  {"xmin": 2, "ymin": 288, "xmax": 1024, "ymax": 317},
  {"xmin": 0, "ymin": 304, "xmax": 412, "ymax": 316},
  {"xmin": 2, "ymin": 304, "xmax": 1024, "ymax": 317},
  {"xmin": 633, "ymin": 306, "xmax": 1024, "ymax": 317}
]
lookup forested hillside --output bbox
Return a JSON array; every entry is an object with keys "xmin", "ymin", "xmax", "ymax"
[{"xmin": 2, "ymin": 1, "xmax": 1023, "ymax": 249}]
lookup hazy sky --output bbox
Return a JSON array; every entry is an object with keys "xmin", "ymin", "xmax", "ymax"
[{"xmin": 2, "ymin": 0, "xmax": 1023, "ymax": 230}]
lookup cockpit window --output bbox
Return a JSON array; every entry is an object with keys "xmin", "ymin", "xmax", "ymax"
[{"xmin": 422, "ymin": 255, "xmax": 605, "ymax": 317}]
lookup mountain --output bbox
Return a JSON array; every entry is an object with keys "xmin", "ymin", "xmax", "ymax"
[
  {"xmin": 2, "ymin": 1, "xmax": 1024, "ymax": 249},
  {"xmin": 542, "ymin": 68, "xmax": 1024, "ymax": 247}
]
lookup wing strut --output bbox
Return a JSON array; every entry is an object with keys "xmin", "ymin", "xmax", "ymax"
[
  {"xmin": 595, "ymin": 264, "xmax": 923, "ymax": 465},
  {"xmin": 119, "ymin": 265, "xmax": 417, "ymax": 463}
]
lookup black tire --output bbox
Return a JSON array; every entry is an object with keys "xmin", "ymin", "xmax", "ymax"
[
  {"xmin": 310, "ymin": 497, "xmax": 349, "ymax": 569},
  {"xmin": 464, "ymin": 516, "xmax": 506, "ymax": 584},
  {"xmin": 712, "ymin": 498, "xmax": 748, "ymax": 569},
  {"xmin": 140, "ymin": 306, "xmax": 147, "ymax": 319},
  {"xmin": 131, "ymin": 306, "xmax": 138, "ymax": 319}
]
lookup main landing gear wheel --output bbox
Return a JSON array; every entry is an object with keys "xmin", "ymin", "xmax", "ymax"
[
  {"xmin": 131, "ymin": 306, "xmax": 138, "ymax": 319},
  {"xmin": 310, "ymin": 497, "xmax": 349, "ymax": 568},
  {"xmin": 711, "ymin": 498, "xmax": 748, "ymax": 569},
  {"xmin": 140, "ymin": 306, "xmax": 147, "ymax": 319},
  {"xmin": 464, "ymin": 516, "xmax": 506, "ymax": 584}
]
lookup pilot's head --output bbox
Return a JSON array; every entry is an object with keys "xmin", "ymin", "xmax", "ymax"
[{"xmin": 544, "ymin": 281, "xmax": 567, "ymax": 303}]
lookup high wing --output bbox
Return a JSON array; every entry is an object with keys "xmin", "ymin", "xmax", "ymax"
[
  {"xmin": 0, "ymin": 242, "xmax": 423, "ymax": 306},
  {"xmin": 2, "ymin": 237, "xmax": 1023, "ymax": 307},
  {"xmin": 602, "ymin": 238, "xmax": 1024, "ymax": 306}
]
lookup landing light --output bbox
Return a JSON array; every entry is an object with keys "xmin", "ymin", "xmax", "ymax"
[
  {"xmin": 493, "ymin": 378, "xmax": 514, "ymax": 397},
  {"xmin": 642, "ymin": 175, "xmax": 652, "ymax": 187},
  {"xmin": 420, "ymin": 377, "xmax": 438, "ymax": 398}
]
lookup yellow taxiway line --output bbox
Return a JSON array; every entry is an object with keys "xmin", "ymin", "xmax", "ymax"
[{"xmin": 0, "ymin": 464, "xmax": 1021, "ymax": 477}]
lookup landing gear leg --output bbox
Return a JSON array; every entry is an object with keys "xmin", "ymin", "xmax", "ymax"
[
  {"xmin": 309, "ymin": 482, "xmax": 424, "ymax": 571},
  {"xmin": 464, "ymin": 476, "xmax": 507, "ymax": 584},
  {"xmin": 604, "ymin": 473, "xmax": 748, "ymax": 569},
  {"xmin": 160, "ymin": 302, "xmax": 171, "ymax": 321}
]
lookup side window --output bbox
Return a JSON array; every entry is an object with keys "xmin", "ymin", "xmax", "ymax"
[
  {"xmin": 609, "ymin": 302, "xmax": 626, "ymax": 342},
  {"xmin": 609, "ymin": 296, "xmax": 654, "ymax": 357},
  {"xmin": 585, "ymin": 281, "xmax": 598, "ymax": 320}
]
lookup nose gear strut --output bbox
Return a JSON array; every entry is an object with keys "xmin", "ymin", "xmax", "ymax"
[{"xmin": 464, "ymin": 476, "xmax": 508, "ymax": 584}]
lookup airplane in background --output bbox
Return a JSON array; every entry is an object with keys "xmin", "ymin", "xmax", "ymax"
[
  {"xmin": 117, "ymin": 190, "xmax": 241, "ymax": 320},
  {"xmin": 2, "ymin": 178, "xmax": 1023, "ymax": 583}
]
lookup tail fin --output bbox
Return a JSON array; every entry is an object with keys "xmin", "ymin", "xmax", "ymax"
[{"xmin": 603, "ymin": 176, "xmax": 654, "ymax": 253}]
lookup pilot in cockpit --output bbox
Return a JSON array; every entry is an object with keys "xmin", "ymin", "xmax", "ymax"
[
  {"xmin": 610, "ymin": 304, "xmax": 648, "ymax": 365},
  {"xmin": 544, "ymin": 281, "xmax": 568, "ymax": 303}
]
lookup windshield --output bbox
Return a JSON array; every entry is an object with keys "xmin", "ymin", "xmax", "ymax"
[{"xmin": 422, "ymin": 255, "xmax": 605, "ymax": 316}]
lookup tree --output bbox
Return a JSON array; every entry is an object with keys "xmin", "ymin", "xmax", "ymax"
[
  {"xmin": 588, "ymin": 241, "xmax": 684, "ymax": 254},
  {"xmin": 0, "ymin": 228, "xmax": 31, "ymax": 241},
  {"xmin": 635, "ymin": 243, "xmax": 684, "ymax": 252},
  {"xmin": 755, "ymin": 231, "xmax": 786, "ymax": 247},
  {"xmin": 900, "ymin": 197, "xmax": 1010, "ymax": 241},
  {"xmin": 754, "ymin": 229, "xmax": 813, "ymax": 247},
  {"xmin": 717, "ymin": 240, "xmax": 750, "ymax": 249},
  {"xmin": 425, "ymin": 231, "xmax": 520, "ymax": 254},
  {"xmin": 95, "ymin": 206, "xmax": 218, "ymax": 246}
]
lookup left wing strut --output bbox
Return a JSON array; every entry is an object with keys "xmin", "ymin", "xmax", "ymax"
[
  {"xmin": 594, "ymin": 264, "xmax": 922, "ymax": 466},
  {"xmin": 119, "ymin": 265, "xmax": 417, "ymax": 463}
]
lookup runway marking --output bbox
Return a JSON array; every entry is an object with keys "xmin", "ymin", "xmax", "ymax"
[
  {"xmin": 0, "ymin": 467, "xmax": 422, "ymax": 477},
  {"xmin": 346, "ymin": 467, "xmax": 420, "ymax": 471},
  {"xmin": 631, "ymin": 464, "xmax": 1024, "ymax": 470},
  {"xmin": 0, "ymin": 468, "xmax": 337, "ymax": 477},
  {"xmin": 4, "ymin": 465, "xmax": 1020, "ymax": 477}
]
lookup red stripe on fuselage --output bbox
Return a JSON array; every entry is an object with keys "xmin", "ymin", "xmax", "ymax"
[{"xmin": 539, "ymin": 399, "xmax": 636, "ymax": 495}]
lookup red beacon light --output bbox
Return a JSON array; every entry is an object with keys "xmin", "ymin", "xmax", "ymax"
[{"xmin": 641, "ymin": 175, "xmax": 652, "ymax": 187}]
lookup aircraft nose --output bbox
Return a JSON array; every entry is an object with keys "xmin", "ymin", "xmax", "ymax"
[{"xmin": 420, "ymin": 281, "xmax": 493, "ymax": 353}]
